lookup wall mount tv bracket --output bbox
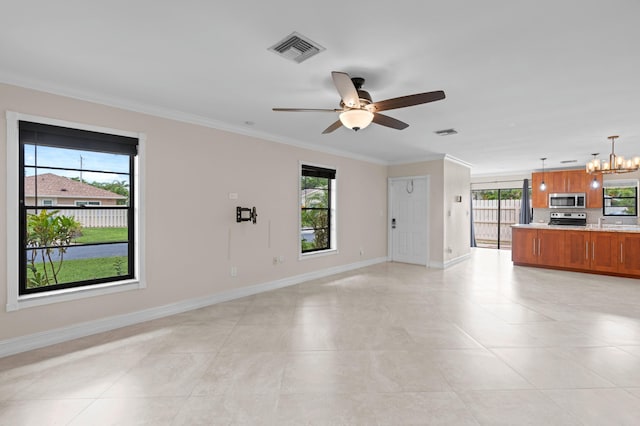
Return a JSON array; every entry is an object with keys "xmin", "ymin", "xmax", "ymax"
[{"xmin": 236, "ymin": 206, "xmax": 257, "ymax": 224}]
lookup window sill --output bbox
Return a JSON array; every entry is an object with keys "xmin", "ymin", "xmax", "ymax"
[
  {"xmin": 7, "ymin": 279, "xmax": 145, "ymax": 312},
  {"xmin": 299, "ymin": 248, "xmax": 338, "ymax": 260}
]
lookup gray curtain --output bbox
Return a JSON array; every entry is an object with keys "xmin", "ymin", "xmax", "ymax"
[
  {"xmin": 470, "ymin": 192, "xmax": 477, "ymax": 247},
  {"xmin": 519, "ymin": 178, "xmax": 532, "ymax": 224}
]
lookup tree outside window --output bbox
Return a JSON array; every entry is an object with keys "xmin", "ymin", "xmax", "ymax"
[{"xmin": 300, "ymin": 165, "xmax": 336, "ymax": 253}]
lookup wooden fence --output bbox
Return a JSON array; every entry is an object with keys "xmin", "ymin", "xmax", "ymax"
[
  {"xmin": 472, "ymin": 199, "xmax": 522, "ymax": 248},
  {"xmin": 56, "ymin": 209, "xmax": 128, "ymax": 228}
]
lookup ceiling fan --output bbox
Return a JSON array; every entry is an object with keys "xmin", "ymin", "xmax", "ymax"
[{"xmin": 273, "ymin": 71, "xmax": 445, "ymax": 134}]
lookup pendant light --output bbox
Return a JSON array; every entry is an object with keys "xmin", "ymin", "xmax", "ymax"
[
  {"xmin": 539, "ymin": 157, "xmax": 547, "ymax": 191},
  {"xmin": 590, "ymin": 153, "xmax": 600, "ymax": 188}
]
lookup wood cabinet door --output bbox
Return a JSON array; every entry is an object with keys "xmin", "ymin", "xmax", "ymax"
[
  {"xmin": 512, "ymin": 228, "xmax": 539, "ymax": 264},
  {"xmin": 590, "ymin": 232, "xmax": 619, "ymax": 273},
  {"xmin": 565, "ymin": 170, "xmax": 585, "ymax": 193},
  {"xmin": 564, "ymin": 231, "xmax": 590, "ymax": 269},
  {"xmin": 537, "ymin": 229, "xmax": 565, "ymax": 267},
  {"xmin": 531, "ymin": 173, "xmax": 547, "ymax": 208},
  {"xmin": 585, "ymin": 174, "xmax": 603, "ymax": 209},
  {"xmin": 549, "ymin": 172, "xmax": 566, "ymax": 193},
  {"xmin": 618, "ymin": 232, "xmax": 640, "ymax": 276}
]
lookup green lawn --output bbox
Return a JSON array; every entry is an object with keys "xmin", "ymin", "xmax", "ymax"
[
  {"xmin": 26, "ymin": 256, "xmax": 128, "ymax": 289},
  {"xmin": 74, "ymin": 227, "xmax": 128, "ymax": 244}
]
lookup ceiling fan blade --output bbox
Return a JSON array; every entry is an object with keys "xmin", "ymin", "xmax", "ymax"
[
  {"xmin": 368, "ymin": 90, "xmax": 446, "ymax": 112},
  {"xmin": 331, "ymin": 71, "xmax": 360, "ymax": 108},
  {"xmin": 322, "ymin": 120, "xmax": 343, "ymax": 134},
  {"xmin": 372, "ymin": 113, "xmax": 409, "ymax": 130},
  {"xmin": 273, "ymin": 108, "xmax": 341, "ymax": 112}
]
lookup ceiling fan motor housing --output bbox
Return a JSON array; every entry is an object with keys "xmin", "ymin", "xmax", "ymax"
[{"xmin": 339, "ymin": 77, "xmax": 372, "ymax": 109}]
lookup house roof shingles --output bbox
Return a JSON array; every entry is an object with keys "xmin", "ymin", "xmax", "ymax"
[{"xmin": 24, "ymin": 173, "xmax": 126, "ymax": 200}]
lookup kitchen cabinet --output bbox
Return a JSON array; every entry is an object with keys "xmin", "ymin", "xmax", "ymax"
[
  {"xmin": 512, "ymin": 228, "xmax": 564, "ymax": 267},
  {"xmin": 512, "ymin": 228, "xmax": 538, "ymax": 264},
  {"xmin": 538, "ymin": 229, "xmax": 565, "ymax": 266},
  {"xmin": 618, "ymin": 232, "xmax": 640, "ymax": 275},
  {"xmin": 531, "ymin": 169, "xmax": 599, "ymax": 208},
  {"xmin": 564, "ymin": 231, "xmax": 591, "ymax": 269},
  {"xmin": 585, "ymin": 174, "xmax": 603, "ymax": 209},
  {"xmin": 531, "ymin": 173, "xmax": 547, "ymax": 208},
  {"xmin": 562, "ymin": 170, "xmax": 585, "ymax": 193},
  {"xmin": 515, "ymin": 227, "xmax": 640, "ymax": 278},
  {"xmin": 565, "ymin": 230, "xmax": 618, "ymax": 272},
  {"xmin": 589, "ymin": 231, "xmax": 619, "ymax": 273}
]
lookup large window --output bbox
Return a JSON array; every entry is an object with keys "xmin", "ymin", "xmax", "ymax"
[
  {"xmin": 19, "ymin": 121, "xmax": 138, "ymax": 295},
  {"xmin": 603, "ymin": 181, "xmax": 638, "ymax": 216},
  {"xmin": 300, "ymin": 164, "xmax": 336, "ymax": 254}
]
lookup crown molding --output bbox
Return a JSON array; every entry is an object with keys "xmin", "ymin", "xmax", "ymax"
[{"xmin": 0, "ymin": 75, "xmax": 387, "ymax": 166}]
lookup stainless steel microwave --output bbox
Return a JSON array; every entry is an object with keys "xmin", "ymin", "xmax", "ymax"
[{"xmin": 549, "ymin": 193, "xmax": 586, "ymax": 208}]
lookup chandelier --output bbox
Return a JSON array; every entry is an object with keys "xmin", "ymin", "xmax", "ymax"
[{"xmin": 586, "ymin": 135, "xmax": 640, "ymax": 174}]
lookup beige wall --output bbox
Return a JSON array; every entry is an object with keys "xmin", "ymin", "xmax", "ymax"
[
  {"xmin": 443, "ymin": 160, "xmax": 472, "ymax": 262},
  {"xmin": 0, "ymin": 83, "xmax": 388, "ymax": 341}
]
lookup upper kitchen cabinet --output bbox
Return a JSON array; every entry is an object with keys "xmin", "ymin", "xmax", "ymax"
[
  {"xmin": 550, "ymin": 170, "xmax": 585, "ymax": 193},
  {"xmin": 531, "ymin": 173, "xmax": 547, "ymax": 208},
  {"xmin": 531, "ymin": 169, "xmax": 600, "ymax": 208},
  {"xmin": 585, "ymin": 174, "xmax": 603, "ymax": 209}
]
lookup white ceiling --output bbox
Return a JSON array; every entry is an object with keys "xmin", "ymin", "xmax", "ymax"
[{"xmin": 2, "ymin": 1, "xmax": 639, "ymax": 176}]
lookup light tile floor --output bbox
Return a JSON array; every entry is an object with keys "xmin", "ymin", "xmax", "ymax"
[{"xmin": 2, "ymin": 249, "xmax": 640, "ymax": 425}]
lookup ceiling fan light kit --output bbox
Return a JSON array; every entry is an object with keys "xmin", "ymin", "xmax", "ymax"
[
  {"xmin": 586, "ymin": 135, "xmax": 640, "ymax": 174},
  {"xmin": 339, "ymin": 109, "xmax": 374, "ymax": 131},
  {"xmin": 273, "ymin": 71, "xmax": 445, "ymax": 133}
]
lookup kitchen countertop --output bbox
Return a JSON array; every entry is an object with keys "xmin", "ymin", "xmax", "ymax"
[{"xmin": 512, "ymin": 223, "xmax": 640, "ymax": 233}]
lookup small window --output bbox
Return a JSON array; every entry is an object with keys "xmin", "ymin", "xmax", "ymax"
[
  {"xmin": 75, "ymin": 201, "xmax": 102, "ymax": 206},
  {"xmin": 41, "ymin": 199, "xmax": 54, "ymax": 206},
  {"xmin": 300, "ymin": 164, "xmax": 336, "ymax": 254},
  {"xmin": 603, "ymin": 181, "xmax": 638, "ymax": 216}
]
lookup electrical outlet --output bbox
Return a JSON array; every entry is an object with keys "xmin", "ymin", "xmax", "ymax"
[{"xmin": 230, "ymin": 266, "xmax": 237, "ymax": 277}]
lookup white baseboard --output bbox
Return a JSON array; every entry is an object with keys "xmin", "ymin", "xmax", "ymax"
[
  {"xmin": 0, "ymin": 257, "xmax": 387, "ymax": 358},
  {"xmin": 429, "ymin": 252, "xmax": 471, "ymax": 269}
]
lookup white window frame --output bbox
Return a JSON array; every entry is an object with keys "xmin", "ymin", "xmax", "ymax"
[
  {"xmin": 298, "ymin": 161, "xmax": 338, "ymax": 260},
  {"xmin": 5, "ymin": 111, "xmax": 146, "ymax": 312},
  {"xmin": 41, "ymin": 199, "xmax": 55, "ymax": 206}
]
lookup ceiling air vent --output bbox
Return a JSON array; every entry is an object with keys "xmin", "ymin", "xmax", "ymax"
[
  {"xmin": 268, "ymin": 32, "xmax": 325, "ymax": 63},
  {"xmin": 434, "ymin": 128, "xmax": 458, "ymax": 136}
]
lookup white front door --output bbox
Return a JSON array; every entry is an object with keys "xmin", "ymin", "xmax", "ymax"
[{"xmin": 390, "ymin": 177, "xmax": 428, "ymax": 265}]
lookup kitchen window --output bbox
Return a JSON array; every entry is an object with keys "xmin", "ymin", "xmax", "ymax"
[{"xmin": 603, "ymin": 181, "xmax": 638, "ymax": 216}]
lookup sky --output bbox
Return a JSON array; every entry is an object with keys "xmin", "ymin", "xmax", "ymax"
[{"xmin": 24, "ymin": 144, "xmax": 130, "ymax": 184}]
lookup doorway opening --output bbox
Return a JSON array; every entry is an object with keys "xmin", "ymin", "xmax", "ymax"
[{"xmin": 471, "ymin": 188, "xmax": 524, "ymax": 249}]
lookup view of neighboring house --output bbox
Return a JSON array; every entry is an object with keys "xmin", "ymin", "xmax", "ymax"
[{"xmin": 24, "ymin": 173, "xmax": 126, "ymax": 206}]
